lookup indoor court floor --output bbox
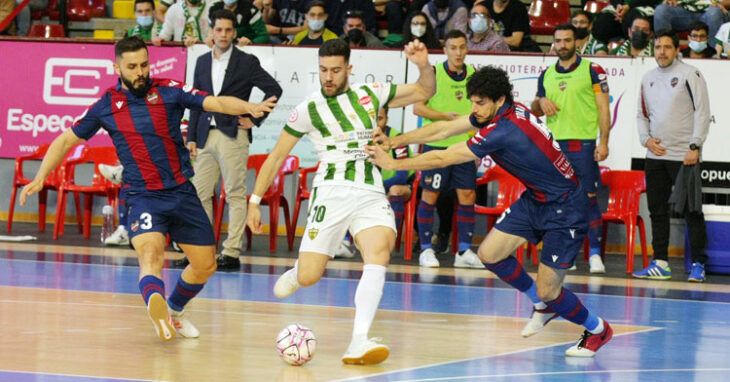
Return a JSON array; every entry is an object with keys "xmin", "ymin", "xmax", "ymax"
[{"xmin": 1, "ymin": 236, "xmax": 730, "ymax": 382}]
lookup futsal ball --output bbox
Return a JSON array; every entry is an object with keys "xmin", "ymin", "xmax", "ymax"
[{"xmin": 276, "ymin": 324, "xmax": 317, "ymax": 366}]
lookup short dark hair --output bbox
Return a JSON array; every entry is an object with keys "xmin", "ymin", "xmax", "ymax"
[
  {"xmin": 308, "ymin": 0, "xmax": 326, "ymax": 13},
  {"xmin": 690, "ymin": 20, "xmax": 709, "ymax": 34},
  {"xmin": 654, "ymin": 28, "xmax": 679, "ymax": 48},
  {"xmin": 631, "ymin": 15, "xmax": 651, "ymax": 30},
  {"xmin": 554, "ymin": 23, "xmax": 577, "ymax": 38},
  {"xmin": 570, "ymin": 10, "xmax": 592, "ymax": 23},
  {"xmin": 134, "ymin": 0, "xmax": 154, "ymax": 10},
  {"xmin": 319, "ymin": 38, "xmax": 350, "ymax": 62},
  {"xmin": 344, "ymin": 9, "xmax": 364, "ymax": 22},
  {"xmin": 210, "ymin": 9, "xmax": 237, "ymax": 28},
  {"xmin": 115, "ymin": 35, "xmax": 147, "ymax": 59},
  {"xmin": 467, "ymin": 66, "xmax": 514, "ymax": 104},
  {"xmin": 444, "ymin": 29, "xmax": 467, "ymax": 43}
]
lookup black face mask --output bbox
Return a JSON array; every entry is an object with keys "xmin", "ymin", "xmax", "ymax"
[
  {"xmin": 347, "ymin": 28, "xmax": 365, "ymax": 46},
  {"xmin": 434, "ymin": 0, "xmax": 449, "ymax": 9},
  {"xmin": 575, "ymin": 27, "xmax": 589, "ymax": 40},
  {"xmin": 631, "ymin": 30, "xmax": 650, "ymax": 50}
]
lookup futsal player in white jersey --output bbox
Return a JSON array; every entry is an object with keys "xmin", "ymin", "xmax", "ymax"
[{"xmin": 246, "ymin": 38, "xmax": 435, "ymax": 365}]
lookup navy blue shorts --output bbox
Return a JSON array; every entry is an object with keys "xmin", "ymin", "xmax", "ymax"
[
  {"xmin": 124, "ymin": 181, "xmax": 215, "ymax": 246},
  {"xmin": 494, "ymin": 186, "xmax": 589, "ymax": 269},
  {"xmin": 558, "ymin": 140, "xmax": 601, "ymax": 194},
  {"xmin": 421, "ymin": 145, "xmax": 477, "ymax": 192}
]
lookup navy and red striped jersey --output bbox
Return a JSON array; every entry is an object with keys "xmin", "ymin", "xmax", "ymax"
[
  {"xmin": 467, "ymin": 102, "xmax": 579, "ymax": 202},
  {"xmin": 72, "ymin": 78, "xmax": 208, "ymax": 191}
]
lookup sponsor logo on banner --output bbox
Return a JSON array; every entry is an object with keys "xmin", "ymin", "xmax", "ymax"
[{"xmin": 43, "ymin": 58, "xmax": 115, "ymax": 106}]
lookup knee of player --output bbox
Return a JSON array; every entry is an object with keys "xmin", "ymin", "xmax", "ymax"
[
  {"xmin": 536, "ymin": 281, "xmax": 561, "ymax": 302},
  {"xmin": 194, "ymin": 258, "xmax": 217, "ymax": 276}
]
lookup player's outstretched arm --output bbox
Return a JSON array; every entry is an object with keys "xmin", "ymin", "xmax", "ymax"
[
  {"xmin": 388, "ymin": 40, "xmax": 436, "ymax": 109},
  {"xmin": 366, "ymin": 141, "xmax": 477, "ymax": 171},
  {"xmin": 374, "ymin": 114, "xmax": 474, "ymax": 150},
  {"xmin": 19, "ymin": 129, "xmax": 85, "ymax": 206},
  {"xmin": 246, "ymin": 129, "xmax": 300, "ymax": 234},
  {"xmin": 203, "ymin": 95, "xmax": 278, "ymax": 119}
]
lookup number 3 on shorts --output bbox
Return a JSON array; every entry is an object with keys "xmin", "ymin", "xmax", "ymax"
[{"xmin": 140, "ymin": 212, "xmax": 152, "ymax": 229}]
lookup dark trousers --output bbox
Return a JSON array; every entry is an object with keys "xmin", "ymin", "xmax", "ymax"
[{"xmin": 645, "ymin": 158, "xmax": 707, "ymax": 263}]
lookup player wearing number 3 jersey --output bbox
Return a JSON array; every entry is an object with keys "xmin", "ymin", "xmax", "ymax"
[
  {"xmin": 246, "ymin": 38, "xmax": 436, "ymax": 365},
  {"xmin": 367, "ymin": 66, "xmax": 613, "ymax": 358}
]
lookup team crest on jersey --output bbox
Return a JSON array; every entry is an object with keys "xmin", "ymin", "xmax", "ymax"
[
  {"xmin": 146, "ymin": 92, "xmax": 159, "ymax": 104},
  {"xmin": 348, "ymin": 113, "xmax": 358, "ymax": 121},
  {"xmin": 559, "ymin": 81, "xmax": 567, "ymax": 91},
  {"xmin": 359, "ymin": 96, "xmax": 372, "ymax": 105},
  {"xmin": 367, "ymin": 109, "xmax": 376, "ymax": 120},
  {"xmin": 308, "ymin": 228, "xmax": 319, "ymax": 240},
  {"xmin": 455, "ymin": 90, "xmax": 464, "ymax": 100},
  {"xmin": 372, "ymin": 82, "xmax": 380, "ymax": 88},
  {"xmin": 671, "ymin": 77, "xmax": 678, "ymax": 87},
  {"xmin": 424, "ymin": 176, "xmax": 432, "ymax": 185},
  {"xmin": 131, "ymin": 220, "xmax": 139, "ymax": 232}
]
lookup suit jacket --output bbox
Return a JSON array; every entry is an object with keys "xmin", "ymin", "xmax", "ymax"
[{"xmin": 188, "ymin": 47, "xmax": 282, "ymax": 148}]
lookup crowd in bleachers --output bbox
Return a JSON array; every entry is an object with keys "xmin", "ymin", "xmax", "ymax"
[{"xmin": 2, "ymin": 0, "xmax": 729, "ymax": 57}]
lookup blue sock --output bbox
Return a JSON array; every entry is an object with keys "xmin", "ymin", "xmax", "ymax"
[
  {"xmin": 484, "ymin": 256, "xmax": 541, "ymax": 304},
  {"xmin": 139, "ymin": 275, "xmax": 165, "ymax": 305},
  {"xmin": 167, "ymin": 275, "xmax": 205, "ymax": 312},
  {"xmin": 545, "ymin": 288, "xmax": 590, "ymax": 326},
  {"xmin": 583, "ymin": 311, "xmax": 601, "ymax": 333},
  {"xmin": 389, "ymin": 195, "xmax": 405, "ymax": 231},
  {"xmin": 344, "ymin": 232, "xmax": 352, "ymax": 243},
  {"xmin": 417, "ymin": 200, "xmax": 435, "ymax": 250},
  {"xmin": 588, "ymin": 196, "xmax": 602, "ymax": 249},
  {"xmin": 456, "ymin": 204, "xmax": 475, "ymax": 252}
]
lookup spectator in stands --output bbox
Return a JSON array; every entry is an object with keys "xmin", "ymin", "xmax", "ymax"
[
  {"xmin": 340, "ymin": 9, "xmax": 384, "ymax": 47},
  {"xmin": 324, "ymin": 0, "xmax": 377, "ymax": 36},
  {"xmin": 209, "ymin": 0, "xmax": 270, "ymax": 45},
  {"xmin": 467, "ymin": 2, "xmax": 510, "ymax": 52},
  {"xmin": 571, "ymin": 10, "xmax": 608, "ymax": 55},
  {"xmin": 1, "ymin": 0, "xmax": 17, "ymax": 35},
  {"xmin": 127, "ymin": 0, "xmax": 161, "ymax": 41},
  {"xmin": 480, "ymin": 0, "xmax": 541, "ymax": 52},
  {"xmin": 422, "ymin": 0, "xmax": 469, "ymax": 41},
  {"xmin": 591, "ymin": 0, "xmax": 659, "ymax": 44},
  {"xmin": 153, "ymin": 0, "xmax": 212, "ymax": 47},
  {"xmin": 398, "ymin": 11, "xmax": 441, "ymax": 49},
  {"xmin": 681, "ymin": 21, "xmax": 716, "ymax": 58},
  {"xmin": 291, "ymin": 0, "xmax": 337, "ymax": 45},
  {"xmin": 654, "ymin": 0, "xmax": 729, "ymax": 49},
  {"xmin": 15, "ymin": 0, "xmax": 48, "ymax": 36},
  {"xmin": 715, "ymin": 19, "xmax": 730, "ymax": 57},
  {"xmin": 374, "ymin": 0, "xmax": 406, "ymax": 34},
  {"xmin": 260, "ymin": 0, "xmax": 311, "ymax": 43},
  {"xmin": 610, "ymin": 16, "xmax": 654, "ymax": 56}
]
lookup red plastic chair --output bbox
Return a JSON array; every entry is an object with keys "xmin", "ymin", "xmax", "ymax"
[
  {"xmin": 599, "ymin": 169, "xmax": 648, "ymax": 274},
  {"xmin": 528, "ymin": 0, "xmax": 571, "ymax": 35},
  {"xmin": 400, "ymin": 172, "xmax": 421, "ymax": 261},
  {"xmin": 27, "ymin": 24, "xmax": 65, "ymax": 37},
  {"xmin": 583, "ymin": 0, "xmax": 609, "ymax": 14},
  {"xmin": 291, "ymin": 163, "xmax": 320, "ymax": 232},
  {"xmin": 241, "ymin": 155, "xmax": 299, "ymax": 253},
  {"xmin": 54, "ymin": 146, "xmax": 120, "ymax": 239},
  {"xmin": 67, "ymin": 0, "xmax": 96, "ymax": 21},
  {"xmin": 7, "ymin": 144, "xmax": 84, "ymax": 233}
]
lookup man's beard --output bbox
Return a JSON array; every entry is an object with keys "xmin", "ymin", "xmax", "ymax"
[
  {"xmin": 557, "ymin": 47, "xmax": 576, "ymax": 61},
  {"xmin": 122, "ymin": 74, "xmax": 151, "ymax": 98},
  {"xmin": 322, "ymin": 80, "xmax": 348, "ymax": 97}
]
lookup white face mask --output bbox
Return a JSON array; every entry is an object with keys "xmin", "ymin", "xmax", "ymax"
[
  {"xmin": 223, "ymin": 0, "xmax": 237, "ymax": 5},
  {"xmin": 470, "ymin": 16, "xmax": 488, "ymax": 34},
  {"xmin": 411, "ymin": 24, "xmax": 426, "ymax": 37},
  {"xmin": 308, "ymin": 19, "xmax": 325, "ymax": 31},
  {"xmin": 137, "ymin": 15, "xmax": 153, "ymax": 28}
]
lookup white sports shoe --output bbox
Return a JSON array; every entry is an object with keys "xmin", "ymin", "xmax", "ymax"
[
  {"xmin": 520, "ymin": 306, "xmax": 559, "ymax": 338},
  {"xmin": 98, "ymin": 164, "xmax": 123, "ymax": 185},
  {"xmin": 273, "ymin": 268, "xmax": 300, "ymax": 298},
  {"xmin": 104, "ymin": 225, "xmax": 129, "ymax": 246},
  {"xmin": 147, "ymin": 293, "xmax": 175, "ymax": 342},
  {"xmin": 341, "ymin": 338, "xmax": 390, "ymax": 365},
  {"xmin": 589, "ymin": 255, "xmax": 606, "ymax": 274},
  {"xmin": 453, "ymin": 249, "xmax": 485, "ymax": 269},
  {"xmin": 568, "ymin": 263, "xmax": 577, "ymax": 271},
  {"xmin": 418, "ymin": 248, "xmax": 440, "ymax": 268},
  {"xmin": 168, "ymin": 307, "xmax": 200, "ymax": 338},
  {"xmin": 334, "ymin": 240, "xmax": 356, "ymax": 258}
]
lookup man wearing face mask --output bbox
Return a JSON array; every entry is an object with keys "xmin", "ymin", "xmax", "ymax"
[
  {"xmin": 467, "ymin": 2, "xmax": 510, "ymax": 52},
  {"xmin": 681, "ymin": 21, "xmax": 717, "ymax": 58},
  {"xmin": 422, "ymin": 0, "xmax": 469, "ymax": 41},
  {"xmin": 127, "ymin": 0, "xmax": 161, "ymax": 41},
  {"xmin": 292, "ymin": 0, "xmax": 337, "ymax": 45},
  {"xmin": 208, "ymin": 0, "xmax": 270, "ymax": 45},
  {"xmin": 153, "ymin": 0, "xmax": 212, "ymax": 47},
  {"xmin": 611, "ymin": 16, "xmax": 654, "ymax": 56},
  {"xmin": 340, "ymin": 10, "xmax": 384, "ymax": 48},
  {"xmin": 571, "ymin": 10, "xmax": 608, "ymax": 56}
]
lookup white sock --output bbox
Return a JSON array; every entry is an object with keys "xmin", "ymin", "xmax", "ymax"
[
  {"xmin": 655, "ymin": 259, "xmax": 669, "ymax": 269},
  {"xmin": 589, "ymin": 317, "xmax": 605, "ymax": 335},
  {"xmin": 351, "ymin": 264, "xmax": 386, "ymax": 343},
  {"xmin": 534, "ymin": 301, "xmax": 548, "ymax": 310}
]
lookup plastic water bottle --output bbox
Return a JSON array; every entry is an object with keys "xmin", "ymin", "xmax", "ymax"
[{"xmin": 101, "ymin": 205, "xmax": 114, "ymax": 243}]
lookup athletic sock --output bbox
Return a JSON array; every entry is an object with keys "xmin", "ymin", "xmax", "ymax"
[
  {"xmin": 167, "ymin": 275, "xmax": 205, "ymax": 312},
  {"xmin": 484, "ymin": 256, "xmax": 541, "ymax": 304},
  {"xmin": 351, "ymin": 264, "xmax": 387, "ymax": 343},
  {"xmin": 655, "ymin": 259, "xmax": 669, "ymax": 268},
  {"xmin": 417, "ymin": 200, "xmax": 435, "ymax": 250},
  {"xmin": 456, "ymin": 204, "xmax": 475, "ymax": 252},
  {"xmin": 139, "ymin": 275, "xmax": 165, "ymax": 305},
  {"xmin": 545, "ymin": 287, "xmax": 591, "ymax": 326},
  {"xmin": 389, "ymin": 195, "xmax": 405, "ymax": 231}
]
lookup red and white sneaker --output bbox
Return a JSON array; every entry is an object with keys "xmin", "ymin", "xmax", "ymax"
[
  {"xmin": 565, "ymin": 321, "xmax": 613, "ymax": 357},
  {"xmin": 521, "ymin": 307, "xmax": 559, "ymax": 337},
  {"xmin": 168, "ymin": 307, "xmax": 200, "ymax": 338},
  {"xmin": 147, "ymin": 294, "xmax": 175, "ymax": 342}
]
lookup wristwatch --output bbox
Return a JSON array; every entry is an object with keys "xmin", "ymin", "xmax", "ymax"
[{"xmin": 689, "ymin": 143, "xmax": 700, "ymax": 151}]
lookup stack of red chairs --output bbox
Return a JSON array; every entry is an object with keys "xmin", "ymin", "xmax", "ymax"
[
  {"xmin": 528, "ymin": 0, "xmax": 571, "ymax": 36},
  {"xmin": 27, "ymin": 24, "xmax": 65, "ymax": 37}
]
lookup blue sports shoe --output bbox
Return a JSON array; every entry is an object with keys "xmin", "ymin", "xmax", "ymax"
[
  {"xmin": 632, "ymin": 260, "xmax": 672, "ymax": 280},
  {"xmin": 688, "ymin": 262, "xmax": 706, "ymax": 283}
]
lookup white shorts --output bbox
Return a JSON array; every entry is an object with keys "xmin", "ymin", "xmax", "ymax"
[{"xmin": 299, "ymin": 185, "xmax": 397, "ymax": 257}]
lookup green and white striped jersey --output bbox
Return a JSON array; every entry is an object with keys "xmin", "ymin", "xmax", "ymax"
[{"xmin": 284, "ymin": 82, "xmax": 397, "ymax": 193}]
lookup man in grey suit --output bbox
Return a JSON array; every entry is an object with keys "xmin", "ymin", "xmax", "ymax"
[{"xmin": 188, "ymin": 9, "xmax": 282, "ymax": 270}]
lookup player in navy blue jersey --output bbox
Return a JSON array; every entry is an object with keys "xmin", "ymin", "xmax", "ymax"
[
  {"xmin": 20, "ymin": 36, "xmax": 276, "ymax": 342},
  {"xmin": 366, "ymin": 66, "xmax": 613, "ymax": 358}
]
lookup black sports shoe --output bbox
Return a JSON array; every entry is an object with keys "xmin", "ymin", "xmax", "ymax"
[
  {"xmin": 432, "ymin": 232, "xmax": 450, "ymax": 254},
  {"xmin": 216, "ymin": 255, "xmax": 241, "ymax": 271},
  {"xmin": 172, "ymin": 257, "xmax": 189, "ymax": 268}
]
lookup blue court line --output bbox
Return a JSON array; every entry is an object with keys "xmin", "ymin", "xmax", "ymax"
[{"xmin": 0, "ymin": 370, "xmax": 160, "ymax": 382}]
